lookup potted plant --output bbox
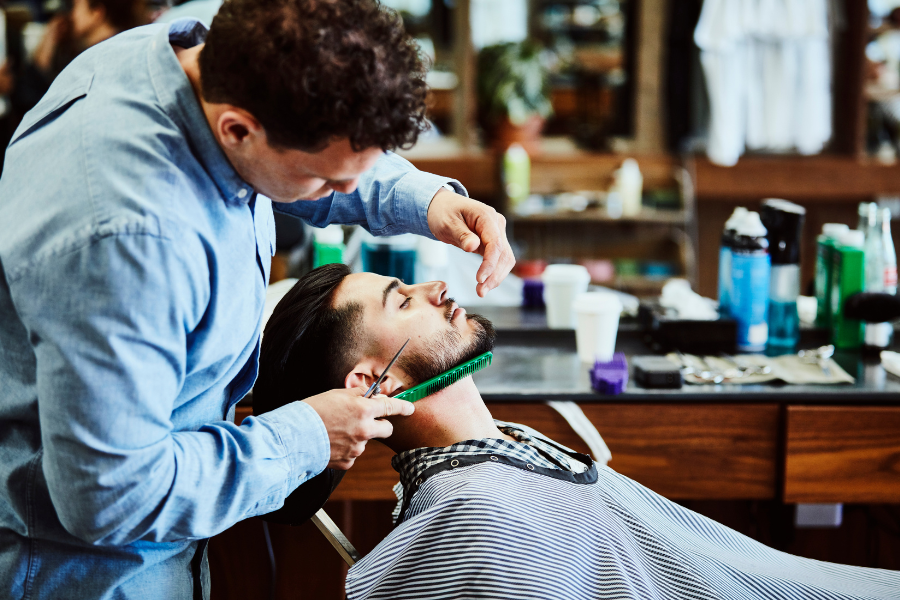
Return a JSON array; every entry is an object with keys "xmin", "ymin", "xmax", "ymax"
[{"xmin": 477, "ymin": 41, "xmax": 553, "ymax": 154}]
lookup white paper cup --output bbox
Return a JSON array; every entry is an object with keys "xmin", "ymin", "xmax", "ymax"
[
  {"xmin": 573, "ymin": 292, "xmax": 622, "ymax": 363},
  {"xmin": 542, "ymin": 264, "xmax": 591, "ymax": 329}
]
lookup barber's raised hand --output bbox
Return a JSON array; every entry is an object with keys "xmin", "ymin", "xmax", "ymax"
[
  {"xmin": 427, "ymin": 189, "xmax": 516, "ymax": 297},
  {"xmin": 302, "ymin": 387, "xmax": 414, "ymax": 470}
]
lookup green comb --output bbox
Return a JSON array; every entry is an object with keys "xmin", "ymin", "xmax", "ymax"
[{"xmin": 394, "ymin": 351, "xmax": 493, "ymax": 402}]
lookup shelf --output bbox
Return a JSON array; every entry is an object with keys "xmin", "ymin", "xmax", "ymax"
[
  {"xmin": 510, "ymin": 208, "xmax": 687, "ymax": 224},
  {"xmin": 692, "ymin": 155, "xmax": 900, "ymax": 201}
]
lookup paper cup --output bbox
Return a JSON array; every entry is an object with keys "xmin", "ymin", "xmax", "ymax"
[
  {"xmin": 573, "ymin": 292, "xmax": 622, "ymax": 363},
  {"xmin": 542, "ymin": 264, "xmax": 591, "ymax": 329}
]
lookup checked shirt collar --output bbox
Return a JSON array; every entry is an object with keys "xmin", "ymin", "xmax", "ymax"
[{"xmin": 391, "ymin": 420, "xmax": 587, "ymax": 493}]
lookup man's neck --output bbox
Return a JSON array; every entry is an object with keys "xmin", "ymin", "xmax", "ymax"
[
  {"xmin": 82, "ymin": 22, "xmax": 118, "ymax": 50},
  {"xmin": 382, "ymin": 377, "xmax": 514, "ymax": 453},
  {"xmin": 174, "ymin": 43, "xmax": 224, "ymax": 140}
]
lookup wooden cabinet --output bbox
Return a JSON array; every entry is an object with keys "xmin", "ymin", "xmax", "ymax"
[
  {"xmin": 784, "ymin": 406, "xmax": 900, "ymax": 503},
  {"xmin": 237, "ymin": 402, "xmax": 780, "ymax": 502},
  {"xmin": 574, "ymin": 403, "xmax": 779, "ymax": 499}
]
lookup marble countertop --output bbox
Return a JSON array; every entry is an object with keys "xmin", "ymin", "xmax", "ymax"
[{"xmin": 469, "ymin": 307, "xmax": 900, "ymax": 403}]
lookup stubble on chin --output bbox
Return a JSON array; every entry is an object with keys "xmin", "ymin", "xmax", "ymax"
[{"xmin": 396, "ymin": 314, "xmax": 495, "ymax": 386}]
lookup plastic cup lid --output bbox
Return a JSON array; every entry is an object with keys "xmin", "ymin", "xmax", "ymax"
[
  {"xmin": 543, "ymin": 264, "xmax": 590, "ymax": 284},
  {"xmin": 573, "ymin": 292, "xmax": 623, "ymax": 314}
]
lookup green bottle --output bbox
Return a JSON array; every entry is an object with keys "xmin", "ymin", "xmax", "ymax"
[
  {"xmin": 313, "ymin": 225, "xmax": 345, "ymax": 268},
  {"xmin": 814, "ymin": 223, "xmax": 849, "ymax": 328},
  {"xmin": 830, "ymin": 230, "xmax": 865, "ymax": 349},
  {"xmin": 502, "ymin": 143, "xmax": 530, "ymax": 210}
]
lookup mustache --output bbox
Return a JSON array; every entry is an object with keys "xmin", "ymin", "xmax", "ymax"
[{"xmin": 442, "ymin": 297, "xmax": 457, "ymax": 322}]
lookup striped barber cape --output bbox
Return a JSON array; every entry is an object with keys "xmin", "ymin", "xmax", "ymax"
[{"xmin": 345, "ymin": 422, "xmax": 900, "ymax": 600}]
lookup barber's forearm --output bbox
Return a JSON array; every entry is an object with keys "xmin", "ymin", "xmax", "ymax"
[
  {"xmin": 45, "ymin": 404, "xmax": 329, "ymax": 546},
  {"xmin": 273, "ymin": 151, "xmax": 466, "ymax": 237}
]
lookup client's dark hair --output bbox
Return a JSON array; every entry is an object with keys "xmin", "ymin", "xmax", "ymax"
[
  {"xmin": 199, "ymin": 0, "xmax": 429, "ymax": 152},
  {"xmin": 253, "ymin": 264, "xmax": 363, "ymax": 415}
]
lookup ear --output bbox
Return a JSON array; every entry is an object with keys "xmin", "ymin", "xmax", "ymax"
[
  {"xmin": 86, "ymin": 4, "xmax": 107, "ymax": 29},
  {"xmin": 344, "ymin": 357, "xmax": 406, "ymax": 396},
  {"xmin": 215, "ymin": 108, "xmax": 264, "ymax": 150}
]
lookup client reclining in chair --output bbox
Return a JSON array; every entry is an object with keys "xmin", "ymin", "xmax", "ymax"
[{"xmin": 253, "ymin": 263, "xmax": 899, "ymax": 600}]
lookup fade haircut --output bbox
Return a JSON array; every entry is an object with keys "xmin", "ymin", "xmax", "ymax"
[
  {"xmin": 254, "ymin": 264, "xmax": 363, "ymax": 415},
  {"xmin": 198, "ymin": 0, "xmax": 429, "ymax": 152}
]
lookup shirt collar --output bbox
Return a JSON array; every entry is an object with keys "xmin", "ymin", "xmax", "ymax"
[
  {"xmin": 391, "ymin": 421, "xmax": 583, "ymax": 492},
  {"xmin": 146, "ymin": 19, "xmax": 254, "ymax": 204}
]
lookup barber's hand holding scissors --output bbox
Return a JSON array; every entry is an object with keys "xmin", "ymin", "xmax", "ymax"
[
  {"xmin": 303, "ymin": 387, "xmax": 413, "ymax": 470},
  {"xmin": 427, "ymin": 189, "xmax": 516, "ymax": 298}
]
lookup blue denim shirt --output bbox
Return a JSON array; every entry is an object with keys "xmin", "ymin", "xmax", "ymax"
[{"xmin": 0, "ymin": 20, "xmax": 463, "ymax": 600}]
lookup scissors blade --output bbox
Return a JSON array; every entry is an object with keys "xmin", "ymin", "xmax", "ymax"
[{"xmin": 364, "ymin": 338, "xmax": 410, "ymax": 398}]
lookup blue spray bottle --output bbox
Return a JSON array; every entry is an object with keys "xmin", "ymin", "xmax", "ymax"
[
  {"xmin": 718, "ymin": 207, "xmax": 748, "ymax": 318},
  {"xmin": 731, "ymin": 211, "xmax": 771, "ymax": 352}
]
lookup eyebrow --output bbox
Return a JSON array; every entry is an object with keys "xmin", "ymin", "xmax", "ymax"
[{"xmin": 382, "ymin": 279, "xmax": 401, "ymax": 308}]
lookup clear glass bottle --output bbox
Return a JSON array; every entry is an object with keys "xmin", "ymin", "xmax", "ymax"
[
  {"xmin": 882, "ymin": 208, "xmax": 897, "ymax": 295},
  {"xmin": 864, "ymin": 203, "xmax": 885, "ymax": 293}
]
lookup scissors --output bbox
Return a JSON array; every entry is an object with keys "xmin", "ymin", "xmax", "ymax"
[
  {"xmin": 312, "ymin": 337, "xmax": 411, "ymax": 567},
  {"xmin": 363, "ymin": 338, "xmax": 410, "ymax": 398}
]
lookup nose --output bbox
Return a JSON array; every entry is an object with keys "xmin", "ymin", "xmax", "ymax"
[
  {"xmin": 329, "ymin": 178, "xmax": 360, "ymax": 195},
  {"xmin": 421, "ymin": 281, "xmax": 448, "ymax": 306}
]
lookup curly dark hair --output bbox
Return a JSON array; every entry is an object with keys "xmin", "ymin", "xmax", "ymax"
[{"xmin": 198, "ymin": 0, "xmax": 430, "ymax": 152}]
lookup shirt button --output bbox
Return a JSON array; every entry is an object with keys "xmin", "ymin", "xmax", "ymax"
[{"xmin": 237, "ymin": 188, "xmax": 248, "ymax": 199}]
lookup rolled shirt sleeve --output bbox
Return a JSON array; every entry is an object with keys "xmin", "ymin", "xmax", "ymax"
[
  {"xmin": 274, "ymin": 151, "xmax": 469, "ymax": 238},
  {"xmin": 11, "ymin": 228, "xmax": 328, "ymax": 546}
]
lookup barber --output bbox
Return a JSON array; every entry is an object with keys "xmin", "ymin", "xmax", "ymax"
[{"xmin": 0, "ymin": 0, "xmax": 514, "ymax": 598}]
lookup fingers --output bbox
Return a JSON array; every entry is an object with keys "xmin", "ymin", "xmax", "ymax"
[
  {"xmin": 475, "ymin": 213, "xmax": 515, "ymax": 297},
  {"xmin": 474, "ymin": 219, "xmax": 503, "ymax": 284},
  {"xmin": 371, "ymin": 395, "xmax": 415, "ymax": 418},
  {"xmin": 367, "ymin": 418, "xmax": 395, "ymax": 440}
]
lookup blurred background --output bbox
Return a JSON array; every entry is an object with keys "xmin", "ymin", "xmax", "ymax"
[{"xmin": 6, "ymin": 0, "xmax": 900, "ymax": 306}]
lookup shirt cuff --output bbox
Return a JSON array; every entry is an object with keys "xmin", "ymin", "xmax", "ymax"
[
  {"xmin": 257, "ymin": 400, "xmax": 331, "ymax": 494},
  {"xmin": 392, "ymin": 169, "xmax": 469, "ymax": 240}
]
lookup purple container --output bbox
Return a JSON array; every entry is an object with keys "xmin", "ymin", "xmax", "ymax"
[
  {"xmin": 522, "ymin": 279, "xmax": 546, "ymax": 308},
  {"xmin": 590, "ymin": 352, "xmax": 628, "ymax": 395}
]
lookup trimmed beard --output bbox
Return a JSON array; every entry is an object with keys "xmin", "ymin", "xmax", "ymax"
[{"xmin": 396, "ymin": 311, "xmax": 496, "ymax": 386}]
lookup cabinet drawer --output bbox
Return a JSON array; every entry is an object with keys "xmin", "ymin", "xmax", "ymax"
[
  {"xmin": 491, "ymin": 403, "xmax": 779, "ymax": 500},
  {"xmin": 571, "ymin": 403, "xmax": 779, "ymax": 499},
  {"xmin": 785, "ymin": 406, "xmax": 900, "ymax": 503}
]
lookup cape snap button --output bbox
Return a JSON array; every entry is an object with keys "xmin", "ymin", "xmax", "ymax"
[
  {"xmin": 450, "ymin": 459, "xmax": 459, "ymax": 467},
  {"xmin": 526, "ymin": 464, "xmax": 535, "ymax": 470},
  {"xmin": 490, "ymin": 456, "xmax": 499, "ymax": 461},
  {"xmin": 415, "ymin": 478, "xmax": 422, "ymax": 486}
]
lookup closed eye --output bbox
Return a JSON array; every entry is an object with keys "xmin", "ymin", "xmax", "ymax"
[{"xmin": 400, "ymin": 296, "xmax": 411, "ymax": 309}]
